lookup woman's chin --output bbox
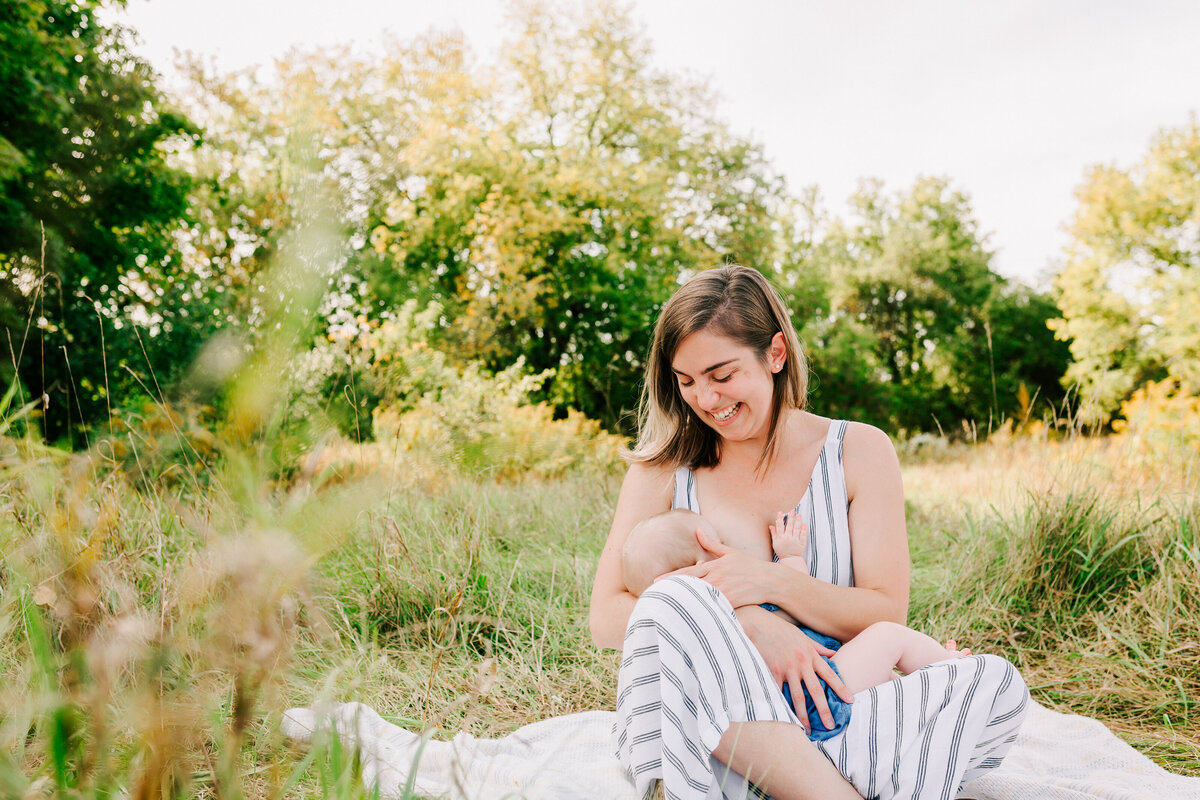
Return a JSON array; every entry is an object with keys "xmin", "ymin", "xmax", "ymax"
[{"xmin": 706, "ymin": 406, "xmax": 768, "ymax": 441}]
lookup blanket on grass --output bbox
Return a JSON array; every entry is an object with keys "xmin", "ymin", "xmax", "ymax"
[{"xmin": 281, "ymin": 701, "xmax": 1200, "ymax": 799}]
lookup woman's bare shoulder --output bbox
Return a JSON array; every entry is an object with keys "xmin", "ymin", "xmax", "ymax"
[
  {"xmin": 618, "ymin": 460, "xmax": 677, "ymax": 504},
  {"xmin": 840, "ymin": 421, "xmax": 901, "ymax": 492},
  {"xmin": 841, "ymin": 420, "xmax": 897, "ymax": 454}
]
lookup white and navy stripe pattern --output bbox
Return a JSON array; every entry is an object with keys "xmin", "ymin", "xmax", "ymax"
[
  {"xmin": 617, "ymin": 576, "xmax": 798, "ymax": 800},
  {"xmin": 815, "ymin": 654, "xmax": 1029, "ymax": 799},
  {"xmin": 617, "ymin": 420, "xmax": 1029, "ymax": 800}
]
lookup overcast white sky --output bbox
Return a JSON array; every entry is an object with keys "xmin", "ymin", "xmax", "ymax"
[{"xmin": 109, "ymin": 0, "xmax": 1200, "ymax": 288}]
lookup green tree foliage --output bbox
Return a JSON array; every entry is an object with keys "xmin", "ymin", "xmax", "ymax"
[
  {"xmin": 168, "ymin": 2, "xmax": 1068, "ymax": 439},
  {"xmin": 1051, "ymin": 118, "xmax": 1200, "ymax": 425},
  {"xmin": 805, "ymin": 178, "xmax": 1069, "ymax": 433},
  {"xmin": 150, "ymin": 57, "xmax": 293, "ymax": 358},
  {"xmin": 359, "ymin": 4, "xmax": 796, "ymax": 429},
  {"xmin": 0, "ymin": 0, "xmax": 195, "ymax": 441},
  {"xmin": 179, "ymin": 3, "xmax": 800, "ymax": 433}
]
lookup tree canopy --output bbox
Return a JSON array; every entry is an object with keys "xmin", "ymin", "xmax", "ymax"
[
  {"xmin": 1051, "ymin": 117, "xmax": 1200, "ymax": 425},
  {"xmin": 3, "ymin": 0, "xmax": 1084, "ymax": 443},
  {"xmin": 174, "ymin": 4, "xmax": 804, "ymax": 432},
  {"xmin": 800, "ymin": 178, "xmax": 1069, "ymax": 434},
  {"xmin": 353, "ymin": 5, "xmax": 799, "ymax": 429},
  {"xmin": 0, "ymin": 0, "xmax": 195, "ymax": 441}
]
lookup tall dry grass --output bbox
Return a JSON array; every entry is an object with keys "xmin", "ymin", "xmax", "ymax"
[
  {"xmin": 904, "ymin": 431, "xmax": 1200, "ymax": 773},
  {"xmin": 0, "ymin": 376, "xmax": 624, "ymax": 799},
  {"xmin": 3, "ymin": 298, "xmax": 1198, "ymax": 799}
]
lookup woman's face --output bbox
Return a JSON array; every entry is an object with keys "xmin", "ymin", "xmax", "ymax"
[{"xmin": 670, "ymin": 328, "xmax": 783, "ymax": 443}]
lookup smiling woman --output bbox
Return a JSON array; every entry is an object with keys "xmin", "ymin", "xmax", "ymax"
[
  {"xmin": 588, "ymin": 265, "xmax": 1029, "ymax": 800},
  {"xmin": 671, "ymin": 328, "xmax": 781, "ymax": 431},
  {"xmin": 631, "ymin": 267, "xmax": 808, "ymax": 475}
]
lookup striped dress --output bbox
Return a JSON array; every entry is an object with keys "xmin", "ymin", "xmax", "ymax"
[{"xmin": 615, "ymin": 420, "xmax": 1029, "ymax": 800}]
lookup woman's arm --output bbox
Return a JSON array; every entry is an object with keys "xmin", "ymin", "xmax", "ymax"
[
  {"xmin": 785, "ymin": 421, "xmax": 910, "ymax": 637},
  {"xmin": 672, "ymin": 422, "xmax": 910, "ymax": 642},
  {"xmin": 588, "ymin": 462, "xmax": 674, "ymax": 650}
]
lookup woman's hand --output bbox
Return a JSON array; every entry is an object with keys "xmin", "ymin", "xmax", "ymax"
[
  {"xmin": 664, "ymin": 528, "xmax": 779, "ymax": 608},
  {"xmin": 737, "ymin": 606, "xmax": 855, "ymax": 734}
]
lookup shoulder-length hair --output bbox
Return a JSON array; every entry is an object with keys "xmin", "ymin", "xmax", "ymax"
[{"xmin": 627, "ymin": 265, "xmax": 808, "ymax": 472}]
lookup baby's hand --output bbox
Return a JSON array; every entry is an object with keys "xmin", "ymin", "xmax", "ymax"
[{"xmin": 769, "ymin": 511, "xmax": 807, "ymax": 559}]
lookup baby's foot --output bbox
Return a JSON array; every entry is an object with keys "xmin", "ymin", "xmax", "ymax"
[{"xmin": 943, "ymin": 639, "xmax": 972, "ymax": 658}]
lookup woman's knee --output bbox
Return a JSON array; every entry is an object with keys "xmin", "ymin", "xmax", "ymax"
[
  {"xmin": 974, "ymin": 653, "xmax": 1026, "ymax": 687},
  {"xmin": 637, "ymin": 574, "xmax": 715, "ymax": 604},
  {"xmin": 977, "ymin": 654, "xmax": 1029, "ymax": 703}
]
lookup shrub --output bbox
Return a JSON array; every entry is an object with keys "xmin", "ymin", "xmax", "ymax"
[
  {"xmin": 303, "ymin": 299, "xmax": 626, "ymax": 483},
  {"xmin": 1113, "ymin": 377, "xmax": 1200, "ymax": 452},
  {"xmin": 1003, "ymin": 491, "xmax": 1159, "ymax": 624},
  {"xmin": 96, "ymin": 399, "xmax": 220, "ymax": 490}
]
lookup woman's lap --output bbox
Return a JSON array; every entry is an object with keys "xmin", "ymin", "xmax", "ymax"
[
  {"xmin": 617, "ymin": 576, "xmax": 796, "ymax": 798},
  {"xmin": 617, "ymin": 576, "xmax": 1029, "ymax": 800},
  {"xmin": 817, "ymin": 654, "xmax": 1029, "ymax": 800}
]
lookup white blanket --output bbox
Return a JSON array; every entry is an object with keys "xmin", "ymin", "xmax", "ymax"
[{"xmin": 281, "ymin": 701, "xmax": 1200, "ymax": 799}]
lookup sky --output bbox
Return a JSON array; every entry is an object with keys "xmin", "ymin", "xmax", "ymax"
[{"xmin": 108, "ymin": 0, "xmax": 1200, "ymax": 288}]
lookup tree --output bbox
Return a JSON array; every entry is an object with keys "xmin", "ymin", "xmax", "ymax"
[
  {"xmin": 0, "ymin": 0, "xmax": 195, "ymax": 440},
  {"xmin": 809, "ymin": 178, "xmax": 1068, "ymax": 434},
  {"xmin": 353, "ymin": 2, "xmax": 796, "ymax": 430},
  {"xmin": 158, "ymin": 1, "xmax": 1072, "ymax": 439},
  {"xmin": 1051, "ymin": 118, "xmax": 1200, "ymax": 425}
]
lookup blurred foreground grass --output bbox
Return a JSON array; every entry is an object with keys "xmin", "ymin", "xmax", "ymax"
[{"xmin": 0, "ymin": 414, "xmax": 1196, "ymax": 797}]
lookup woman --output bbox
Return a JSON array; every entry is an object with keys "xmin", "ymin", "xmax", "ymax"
[{"xmin": 589, "ymin": 265, "xmax": 1029, "ymax": 800}]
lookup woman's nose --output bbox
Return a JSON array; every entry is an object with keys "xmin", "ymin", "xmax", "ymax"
[{"xmin": 696, "ymin": 383, "xmax": 720, "ymax": 409}]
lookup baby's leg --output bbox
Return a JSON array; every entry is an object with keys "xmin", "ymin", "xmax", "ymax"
[{"xmin": 831, "ymin": 621, "xmax": 963, "ymax": 695}]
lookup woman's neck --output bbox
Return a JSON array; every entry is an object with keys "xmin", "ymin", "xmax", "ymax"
[{"xmin": 719, "ymin": 408, "xmax": 805, "ymax": 471}]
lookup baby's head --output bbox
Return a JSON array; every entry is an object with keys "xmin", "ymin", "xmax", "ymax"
[{"xmin": 621, "ymin": 509, "xmax": 720, "ymax": 596}]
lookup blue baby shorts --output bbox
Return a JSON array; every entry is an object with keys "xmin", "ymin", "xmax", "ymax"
[{"xmin": 760, "ymin": 603, "xmax": 852, "ymax": 742}]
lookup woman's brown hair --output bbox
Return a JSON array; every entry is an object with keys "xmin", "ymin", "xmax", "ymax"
[{"xmin": 627, "ymin": 265, "xmax": 808, "ymax": 472}]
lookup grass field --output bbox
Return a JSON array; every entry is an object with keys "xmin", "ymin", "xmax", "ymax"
[{"xmin": 0, "ymin": 419, "xmax": 1196, "ymax": 797}]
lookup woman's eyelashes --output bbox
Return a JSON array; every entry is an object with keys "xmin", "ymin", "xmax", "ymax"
[{"xmin": 677, "ymin": 372, "xmax": 733, "ymax": 389}]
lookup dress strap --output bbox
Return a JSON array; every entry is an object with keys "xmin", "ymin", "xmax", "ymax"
[
  {"xmin": 830, "ymin": 418, "xmax": 848, "ymax": 465},
  {"xmin": 804, "ymin": 419, "xmax": 853, "ymax": 587},
  {"xmin": 671, "ymin": 466, "xmax": 699, "ymax": 512}
]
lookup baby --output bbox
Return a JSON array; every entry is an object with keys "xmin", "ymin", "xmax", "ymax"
[{"xmin": 621, "ymin": 508, "xmax": 968, "ymax": 740}]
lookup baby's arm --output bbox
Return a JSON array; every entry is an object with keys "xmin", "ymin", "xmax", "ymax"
[
  {"xmin": 757, "ymin": 511, "xmax": 808, "ymax": 626},
  {"xmin": 769, "ymin": 511, "xmax": 808, "ymax": 573}
]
